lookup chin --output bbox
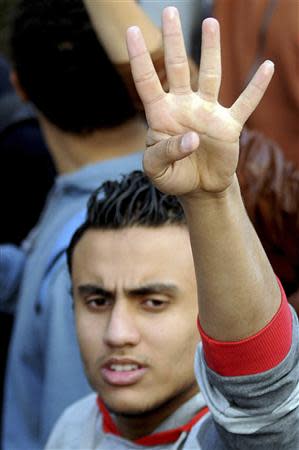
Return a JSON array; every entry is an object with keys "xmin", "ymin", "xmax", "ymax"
[
  {"xmin": 100, "ymin": 389, "xmax": 186, "ymax": 419},
  {"xmin": 101, "ymin": 393, "xmax": 157, "ymax": 417},
  {"xmin": 91, "ymin": 375, "xmax": 199, "ymax": 419}
]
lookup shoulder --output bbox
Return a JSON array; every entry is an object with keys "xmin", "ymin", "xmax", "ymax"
[
  {"xmin": 45, "ymin": 393, "xmax": 99, "ymax": 450},
  {"xmin": 58, "ymin": 393, "xmax": 98, "ymax": 423}
]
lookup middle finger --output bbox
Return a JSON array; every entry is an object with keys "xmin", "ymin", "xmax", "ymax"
[{"xmin": 162, "ymin": 7, "xmax": 191, "ymax": 95}]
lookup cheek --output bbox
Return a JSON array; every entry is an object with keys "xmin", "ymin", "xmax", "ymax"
[
  {"xmin": 164, "ymin": 326, "xmax": 199, "ymax": 388},
  {"xmin": 146, "ymin": 311, "xmax": 200, "ymax": 369},
  {"xmin": 75, "ymin": 313, "xmax": 104, "ymax": 364}
]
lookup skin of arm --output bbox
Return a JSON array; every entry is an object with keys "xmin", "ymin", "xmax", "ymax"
[
  {"xmin": 126, "ymin": 6, "xmax": 280, "ymax": 342},
  {"xmin": 83, "ymin": 0, "xmax": 162, "ymax": 64}
]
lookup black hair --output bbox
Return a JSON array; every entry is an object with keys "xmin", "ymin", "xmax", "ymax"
[
  {"xmin": 67, "ymin": 171, "xmax": 186, "ymax": 273},
  {"xmin": 10, "ymin": 0, "xmax": 137, "ymax": 134}
]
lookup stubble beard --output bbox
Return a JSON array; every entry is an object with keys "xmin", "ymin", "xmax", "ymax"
[{"xmin": 103, "ymin": 378, "xmax": 199, "ymax": 419}]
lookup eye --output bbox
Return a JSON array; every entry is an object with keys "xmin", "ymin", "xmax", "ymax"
[
  {"xmin": 86, "ymin": 297, "xmax": 112, "ymax": 311},
  {"xmin": 142, "ymin": 298, "xmax": 168, "ymax": 311}
]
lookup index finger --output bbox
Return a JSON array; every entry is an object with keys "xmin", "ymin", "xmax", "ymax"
[{"xmin": 126, "ymin": 26, "xmax": 165, "ymax": 106}]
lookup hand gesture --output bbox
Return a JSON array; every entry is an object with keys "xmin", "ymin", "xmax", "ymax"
[{"xmin": 126, "ymin": 7, "xmax": 274, "ymax": 197}]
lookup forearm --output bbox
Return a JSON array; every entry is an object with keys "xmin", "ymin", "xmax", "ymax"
[
  {"xmin": 180, "ymin": 176, "xmax": 280, "ymax": 341},
  {"xmin": 83, "ymin": 0, "xmax": 162, "ymax": 63}
]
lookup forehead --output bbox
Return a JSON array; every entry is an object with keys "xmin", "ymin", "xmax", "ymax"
[{"xmin": 72, "ymin": 226, "xmax": 195, "ymax": 290}]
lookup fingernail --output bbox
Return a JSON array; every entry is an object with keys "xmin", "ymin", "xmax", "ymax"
[
  {"xmin": 127, "ymin": 26, "xmax": 141, "ymax": 38},
  {"xmin": 126, "ymin": 26, "xmax": 145, "ymax": 57},
  {"xmin": 164, "ymin": 6, "xmax": 179, "ymax": 20},
  {"xmin": 265, "ymin": 59, "xmax": 274, "ymax": 67},
  {"xmin": 264, "ymin": 60, "xmax": 275, "ymax": 73},
  {"xmin": 181, "ymin": 132, "xmax": 199, "ymax": 152}
]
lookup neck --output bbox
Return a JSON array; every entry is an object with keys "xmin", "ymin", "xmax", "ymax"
[
  {"xmin": 113, "ymin": 381, "xmax": 199, "ymax": 441},
  {"xmin": 39, "ymin": 115, "xmax": 147, "ymax": 174}
]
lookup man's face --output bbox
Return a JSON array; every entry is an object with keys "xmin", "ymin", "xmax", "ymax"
[{"xmin": 72, "ymin": 225, "xmax": 200, "ymax": 416}]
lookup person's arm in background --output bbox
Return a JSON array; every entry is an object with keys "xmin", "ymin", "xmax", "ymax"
[
  {"xmin": 83, "ymin": 0, "xmax": 162, "ymax": 64},
  {"xmin": 126, "ymin": 7, "xmax": 299, "ymax": 448},
  {"xmin": 83, "ymin": 0, "xmax": 164, "ymax": 111},
  {"xmin": 83, "ymin": 0, "xmax": 198, "ymax": 109}
]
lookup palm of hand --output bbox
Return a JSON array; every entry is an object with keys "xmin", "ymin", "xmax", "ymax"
[
  {"xmin": 127, "ymin": 8, "xmax": 274, "ymax": 196},
  {"xmin": 145, "ymin": 92, "xmax": 240, "ymax": 195}
]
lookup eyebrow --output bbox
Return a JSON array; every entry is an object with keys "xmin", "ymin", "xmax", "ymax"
[
  {"xmin": 76, "ymin": 283, "xmax": 179, "ymax": 299},
  {"xmin": 127, "ymin": 283, "xmax": 179, "ymax": 297},
  {"xmin": 77, "ymin": 285, "xmax": 114, "ymax": 299}
]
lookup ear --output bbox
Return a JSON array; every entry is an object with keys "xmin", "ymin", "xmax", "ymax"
[{"xmin": 10, "ymin": 70, "xmax": 29, "ymax": 101}]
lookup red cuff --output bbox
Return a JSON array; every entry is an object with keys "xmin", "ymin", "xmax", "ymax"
[{"xmin": 198, "ymin": 279, "xmax": 293, "ymax": 376}]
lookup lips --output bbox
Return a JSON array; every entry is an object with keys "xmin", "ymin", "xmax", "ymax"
[{"xmin": 101, "ymin": 358, "xmax": 148, "ymax": 386}]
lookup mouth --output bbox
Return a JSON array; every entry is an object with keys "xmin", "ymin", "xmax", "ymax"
[{"xmin": 101, "ymin": 359, "xmax": 148, "ymax": 386}]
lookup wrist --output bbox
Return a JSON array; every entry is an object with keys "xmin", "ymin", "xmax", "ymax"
[
  {"xmin": 179, "ymin": 176, "xmax": 245, "ymax": 237},
  {"xmin": 179, "ymin": 175, "xmax": 240, "ymax": 211}
]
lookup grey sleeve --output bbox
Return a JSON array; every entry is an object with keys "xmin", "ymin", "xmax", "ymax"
[
  {"xmin": 195, "ymin": 307, "xmax": 299, "ymax": 450},
  {"xmin": 0, "ymin": 244, "xmax": 26, "ymax": 314}
]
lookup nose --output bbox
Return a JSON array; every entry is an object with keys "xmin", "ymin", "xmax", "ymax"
[{"xmin": 103, "ymin": 300, "xmax": 140, "ymax": 348}]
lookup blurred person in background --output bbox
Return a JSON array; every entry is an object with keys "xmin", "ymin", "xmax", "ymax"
[
  {"xmin": 0, "ymin": 52, "xmax": 56, "ymax": 442},
  {"xmin": 0, "ymin": 0, "xmax": 55, "ymax": 436},
  {"xmin": 0, "ymin": 55, "xmax": 55, "ymax": 245},
  {"xmin": 213, "ymin": 0, "xmax": 299, "ymax": 165}
]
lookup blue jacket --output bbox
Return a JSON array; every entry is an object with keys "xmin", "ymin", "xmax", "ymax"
[{"xmin": 1, "ymin": 153, "xmax": 142, "ymax": 450}]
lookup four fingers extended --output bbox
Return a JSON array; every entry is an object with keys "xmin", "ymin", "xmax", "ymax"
[{"xmin": 127, "ymin": 7, "xmax": 274, "ymax": 156}]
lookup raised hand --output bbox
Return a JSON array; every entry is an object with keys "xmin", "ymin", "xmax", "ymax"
[{"xmin": 126, "ymin": 7, "xmax": 274, "ymax": 197}]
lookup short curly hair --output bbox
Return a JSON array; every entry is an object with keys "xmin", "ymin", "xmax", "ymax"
[
  {"xmin": 11, "ymin": 0, "xmax": 137, "ymax": 134},
  {"xmin": 67, "ymin": 170, "xmax": 186, "ymax": 273}
]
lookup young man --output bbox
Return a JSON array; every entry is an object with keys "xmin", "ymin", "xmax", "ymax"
[
  {"xmin": 1, "ymin": 1, "xmax": 166, "ymax": 449},
  {"xmin": 45, "ymin": 8, "xmax": 299, "ymax": 449}
]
